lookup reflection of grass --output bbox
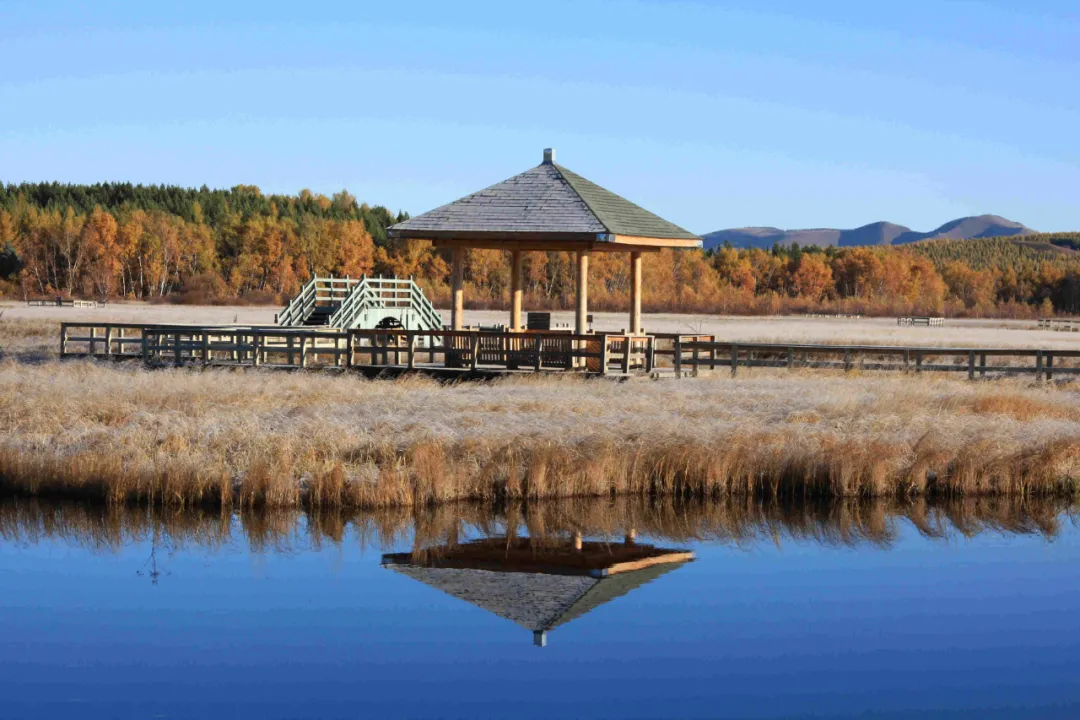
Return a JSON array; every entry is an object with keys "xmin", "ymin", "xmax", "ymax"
[
  {"xmin": 1, "ymin": 496, "xmax": 1074, "ymax": 554},
  {"xmin": 2, "ymin": 357, "xmax": 1080, "ymax": 508}
]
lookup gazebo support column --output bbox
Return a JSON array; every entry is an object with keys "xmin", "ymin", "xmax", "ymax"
[
  {"xmin": 451, "ymin": 247, "xmax": 464, "ymax": 331},
  {"xmin": 510, "ymin": 249, "xmax": 523, "ymax": 331},
  {"xmin": 629, "ymin": 251, "xmax": 642, "ymax": 335},
  {"xmin": 576, "ymin": 250, "xmax": 590, "ymax": 369},
  {"xmin": 576, "ymin": 250, "xmax": 589, "ymax": 335}
]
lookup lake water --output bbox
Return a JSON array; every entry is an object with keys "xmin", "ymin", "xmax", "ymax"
[{"xmin": 1, "ymin": 497, "xmax": 1078, "ymax": 720}]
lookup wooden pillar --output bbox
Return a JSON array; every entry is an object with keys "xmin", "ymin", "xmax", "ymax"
[
  {"xmin": 510, "ymin": 249, "xmax": 523, "ymax": 331},
  {"xmin": 451, "ymin": 247, "xmax": 465, "ymax": 331},
  {"xmin": 629, "ymin": 251, "xmax": 642, "ymax": 335},
  {"xmin": 576, "ymin": 250, "xmax": 590, "ymax": 335}
]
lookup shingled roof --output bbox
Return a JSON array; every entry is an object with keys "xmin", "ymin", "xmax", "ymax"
[
  {"xmin": 389, "ymin": 149, "xmax": 701, "ymax": 247},
  {"xmin": 384, "ymin": 562, "xmax": 683, "ymax": 640}
]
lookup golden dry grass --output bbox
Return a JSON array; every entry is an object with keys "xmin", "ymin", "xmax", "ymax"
[{"xmin": 1, "ymin": 350, "xmax": 1079, "ymax": 507}]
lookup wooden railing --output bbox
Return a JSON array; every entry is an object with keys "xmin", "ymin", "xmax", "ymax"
[
  {"xmin": 666, "ymin": 338, "xmax": 1080, "ymax": 380},
  {"xmin": 58, "ymin": 324, "xmax": 1080, "ymax": 381},
  {"xmin": 897, "ymin": 316, "xmax": 945, "ymax": 327},
  {"xmin": 1038, "ymin": 318, "xmax": 1080, "ymax": 332},
  {"xmin": 59, "ymin": 323, "xmax": 656, "ymax": 375},
  {"xmin": 27, "ymin": 298, "xmax": 104, "ymax": 308}
]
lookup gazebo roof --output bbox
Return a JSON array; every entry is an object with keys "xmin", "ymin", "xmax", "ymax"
[
  {"xmin": 381, "ymin": 537, "xmax": 694, "ymax": 645},
  {"xmin": 388, "ymin": 149, "xmax": 701, "ymax": 250}
]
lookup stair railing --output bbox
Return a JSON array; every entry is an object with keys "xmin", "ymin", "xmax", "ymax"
[
  {"xmin": 277, "ymin": 276, "xmax": 360, "ymax": 326},
  {"xmin": 327, "ymin": 277, "xmax": 381, "ymax": 328},
  {"xmin": 327, "ymin": 277, "xmax": 444, "ymax": 331},
  {"xmin": 275, "ymin": 277, "xmax": 319, "ymax": 326}
]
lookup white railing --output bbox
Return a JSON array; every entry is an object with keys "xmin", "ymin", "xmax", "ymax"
[{"xmin": 275, "ymin": 276, "xmax": 359, "ymax": 326}]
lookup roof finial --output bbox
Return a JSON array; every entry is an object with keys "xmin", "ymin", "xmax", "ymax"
[{"xmin": 543, "ymin": 148, "xmax": 555, "ymax": 165}]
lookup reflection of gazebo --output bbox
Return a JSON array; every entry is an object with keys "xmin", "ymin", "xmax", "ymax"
[
  {"xmin": 382, "ymin": 535, "xmax": 694, "ymax": 647},
  {"xmin": 388, "ymin": 149, "xmax": 701, "ymax": 336}
]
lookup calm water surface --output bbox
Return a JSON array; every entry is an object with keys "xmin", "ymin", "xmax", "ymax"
[{"xmin": 1, "ymin": 498, "xmax": 1078, "ymax": 720}]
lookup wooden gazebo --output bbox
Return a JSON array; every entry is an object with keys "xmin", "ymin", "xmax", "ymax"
[{"xmin": 388, "ymin": 149, "xmax": 701, "ymax": 336}]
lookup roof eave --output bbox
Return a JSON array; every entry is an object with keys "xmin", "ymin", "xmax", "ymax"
[{"xmin": 390, "ymin": 228, "xmax": 701, "ymax": 249}]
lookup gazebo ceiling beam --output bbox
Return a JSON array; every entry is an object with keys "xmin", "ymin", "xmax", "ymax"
[{"xmin": 430, "ymin": 238, "xmax": 664, "ymax": 253}]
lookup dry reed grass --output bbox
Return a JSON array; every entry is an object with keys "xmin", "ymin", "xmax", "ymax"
[{"xmin": 1, "ymin": 356, "xmax": 1080, "ymax": 507}]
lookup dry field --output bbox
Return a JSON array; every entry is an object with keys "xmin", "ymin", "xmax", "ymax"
[
  {"xmin": 4, "ymin": 299, "xmax": 1080, "ymax": 349},
  {"xmin": 1, "ymin": 313, "xmax": 1079, "ymax": 507}
]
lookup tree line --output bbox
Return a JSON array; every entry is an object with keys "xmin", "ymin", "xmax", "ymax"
[{"xmin": 1, "ymin": 181, "xmax": 1078, "ymax": 318}]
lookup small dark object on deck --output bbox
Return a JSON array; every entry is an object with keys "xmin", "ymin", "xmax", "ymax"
[{"xmin": 375, "ymin": 317, "xmax": 404, "ymax": 330}]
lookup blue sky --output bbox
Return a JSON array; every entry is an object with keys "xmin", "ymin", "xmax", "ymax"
[{"xmin": 1, "ymin": 0, "xmax": 1077, "ymax": 234}]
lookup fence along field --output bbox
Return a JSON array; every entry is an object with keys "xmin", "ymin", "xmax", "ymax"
[{"xmin": 59, "ymin": 321, "xmax": 1080, "ymax": 381}]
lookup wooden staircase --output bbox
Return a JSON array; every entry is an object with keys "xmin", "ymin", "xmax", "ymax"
[{"xmin": 276, "ymin": 276, "xmax": 443, "ymax": 332}]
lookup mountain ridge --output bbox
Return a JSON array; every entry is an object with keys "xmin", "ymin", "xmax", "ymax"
[{"xmin": 703, "ymin": 215, "xmax": 1034, "ymax": 250}]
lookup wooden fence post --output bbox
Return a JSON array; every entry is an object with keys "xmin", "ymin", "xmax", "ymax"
[
  {"xmin": 645, "ymin": 336, "xmax": 655, "ymax": 373},
  {"xmin": 787, "ymin": 347, "xmax": 794, "ymax": 370},
  {"xmin": 300, "ymin": 335, "xmax": 308, "ymax": 369},
  {"xmin": 534, "ymin": 335, "xmax": 543, "ymax": 371},
  {"xmin": 470, "ymin": 333, "xmax": 480, "ymax": 371},
  {"xmin": 60, "ymin": 325, "xmax": 68, "ymax": 357},
  {"xmin": 915, "ymin": 351, "xmax": 922, "ymax": 373},
  {"xmin": 407, "ymin": 333, "xmax": 416, "ymax": 370},
  {"xmin": 141, "ymin": 331, "xmax": 150, "ymax": 365},
  {"xmin": 844, "ymin": 349, "xmax": 852, "ymax": 372},
  {"xmin": 202, "ymin": 332, "xmax": 210, "ymax": 366},
  {"xmin": 674, "ymin": 337, "xmax": 682, "ymax": 378},
  {"xmin": 104, "ymin": 326, "xmax": 113, "ymax": 359},
  {"xmin": 600, "ymin": 335, "xmax": 610, "ymax": 375},
  {"xmin": 1046, "ymin": 352, "xmax": 1053, "ymax": 381},
  {"xmin": 730, "ymin": 342, "xmax": 738, "ymax": 377},
  {"xmin": 1036, "ymin": 350, "xmax": 1043, "ymax": 382},
  {"xmin": 968, "ymin": 350, "xmax": 975, "ymax": 380},
  {"xmin": 980, "ymin": 352, "xmax": 986, "ymax": 377},
  {"xmin": 174, "ymin": 332, "xmax": 182, "ymax": 367}
]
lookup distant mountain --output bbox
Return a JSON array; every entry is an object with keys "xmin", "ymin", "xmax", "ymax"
[{"xmin": 702, "ymin": 215, "xmax": 1035, "ymax": 250}]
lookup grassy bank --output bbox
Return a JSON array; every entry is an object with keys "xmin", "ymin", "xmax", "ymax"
[{"xmin": 2, "ymin": 351, "xmax": 1079, "ymax": 507}]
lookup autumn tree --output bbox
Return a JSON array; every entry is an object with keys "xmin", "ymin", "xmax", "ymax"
[{"xmin": 791, "ymin": 254, "xmax": 832, "ymax": 302}]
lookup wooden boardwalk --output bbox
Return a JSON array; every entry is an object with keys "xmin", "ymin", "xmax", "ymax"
[
  {"xmin": 28, "ymin": 298, "xmax": 104, "ymax": 308},
  {"xmin": 59, "ymin": 323, "xmax": 656, "ymax": 377},
  {"xmin": 668, "ymin": 338, "xmax": 1080, "ymax": 380},
  {"xmin": 59, "ymin": 322, "xmax": 1080, "ymax": 381}
]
